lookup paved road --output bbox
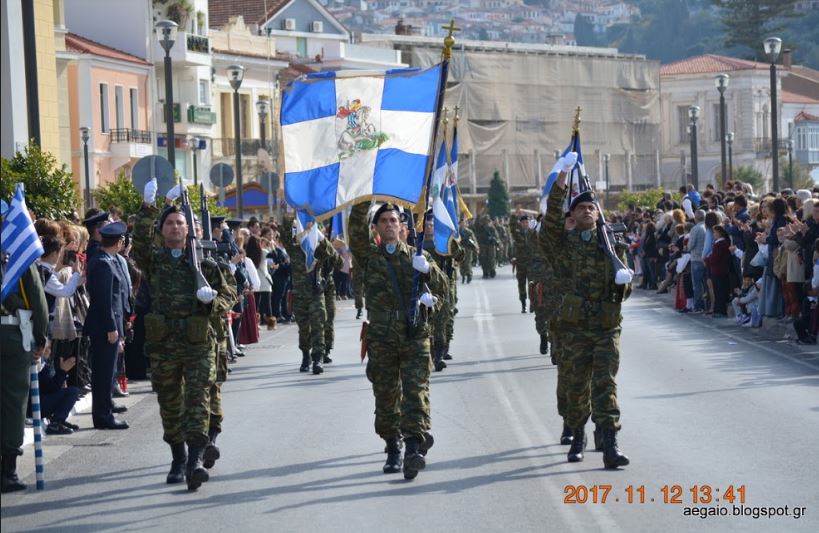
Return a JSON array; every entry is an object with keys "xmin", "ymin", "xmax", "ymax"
[{"xmin": 2, "ymin": 265, "xmax": 818, "ymax": 532}]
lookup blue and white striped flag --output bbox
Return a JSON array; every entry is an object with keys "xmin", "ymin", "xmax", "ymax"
[
  {"xmin": 281, "ymin": 65, "xmax": 443, "ymax": 219},
  {"xmin": 443, "ymin": 126, "xmax": 460, "ymax": 239},
  {"xmin": 295, "ymin": 211, "xmax": 322, "ymax": 272},
  {"xmin": 1, "ymin": 184, "xmax": 44, "ymax": 302},
  {"xmin": 431, "ymin": 140, "xmax": 457, "ymax": 254},
  {"xmin": 539, "ymin": 133, "xmax": 586, "ymax": 214}
]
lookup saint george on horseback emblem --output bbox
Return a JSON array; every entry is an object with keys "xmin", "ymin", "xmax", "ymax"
[{"xmin": 336, "ymin": 99, "xmax": 388, "ymax": 160}]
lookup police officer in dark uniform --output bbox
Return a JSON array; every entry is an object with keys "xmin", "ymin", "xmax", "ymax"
[
  {"xmin": 84, "ymin": 221, "xmax": 131, "ymax": 429},
  {"xmin": 82, "ymin": 210, "xmax": 111, "ymax": 268}
]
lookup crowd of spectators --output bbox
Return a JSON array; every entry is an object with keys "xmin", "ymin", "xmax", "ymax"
[{"xmin": 614, "ymin": 181, "xmax": 819, "ymax": 344}]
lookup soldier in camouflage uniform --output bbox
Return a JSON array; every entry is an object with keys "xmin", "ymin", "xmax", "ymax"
[
  {"xmin": 203, "ymin": 216, "xmax": 238, "ymax": 470},
  {"xmin": 458, "ymin": 219, "xmax": 479, "ymax": 284},
  {"xmin": 474, "ymin": 215, "xmax": 498, "ymax": 278},
  {"xmin": 421, "ymin": 213, "xmax": 462, "ymax": 371},
  {"xmin": 527, "ymin": 214, "xmax": 554, "ymax": 356},
  {"xmin": 349, "ymin": 201, "xmax": 448, "ymax": 480},
  {"xmin": 352, "ymin": 256, "xmax": 365, "ymax": 319},
  {"xmin": 539, "ymin": 153, "xmax": 631, "ymax": 469},
  {"xmin": 320, "ymin": 229, "xmax": 344, "ymax": 364},
  {"xmin": 509, "ymin": 212, "xmax": 536, "ymax": 313},
  {"xmin": 280, "ymin": 216, "xmax": 337, "ymax": 375},
  {"xmin": 132, "ymin": 182, "xmax": 235, "ymax": 491}
]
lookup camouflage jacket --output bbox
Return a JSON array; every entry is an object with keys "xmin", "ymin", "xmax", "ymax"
[
  {"xmin": 131, "ymin": 204, "xmax": 235, "ymax": 321},
  {"xmin": 459, "ymin": 227, "xmax": 479, "ymax": 253},
  {"xmin": 349, "ymin": 203, "xmax": 448, "ymax": 331},
  {"xmin": 422, "ymin": 236, "xmax": 464, "ymax": 282},
  {"xmin": 539, "ymin": 185, "xmax": 631, "ymax": 314},
  {"xmin": 474, "ymin": 220, "xmax": 498, "ymax": 245},
  {"xmin": 509, "ymin": 216, "xmax": 535, "ymax": 267},
  {"xmin": 279, "ymin": 217, "xmax": 336, "ymax": 296}
]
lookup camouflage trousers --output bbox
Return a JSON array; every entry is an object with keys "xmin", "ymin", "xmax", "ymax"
[
  {"xmin": 324, "ymin": 285, "xmax": 336, "ymax": 352},
  {"xmin": 560, "ymin": 326, "xmax": 621, "ymax": 431},
  {"xmin": 353, "ymin": 275, "xmax": 364, "ymax": 311},
  {"xmin": 148, "ymin": 337, "xmax": 216, "ymax": 448},
  {"xmin": 516, "ymin": 268, "xmax": 529, "ymax": 304},
  {"xmin": 529, "ymin": 281, "xmax": 550, "ymax": 336},
  {"xmin": 293, "ymin": 289, "xmax": 326, "ymax": 355},
  {"xmin": 479, "ymin": 248, "xmax": 496, "ymax": 277},
  {"xmin": 365, "ymin": 320, "xmax": 432, "ymax": 441},
  {"xmin": 459, "ymin": 250, "xmax": 473, "ymax": 280},
  {"xmin": 209, "ymin": 337, "xmax": 229, "ymax": 434},
  {"xmin": 549, "ymin": 325, "xmax": 566, "ymax": 418},
  {"xmin": 431, "ymin": 298, "xmax": 454, "ymax": 350}
]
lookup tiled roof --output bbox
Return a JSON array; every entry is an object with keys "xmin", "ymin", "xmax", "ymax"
[
  {"xmin": 660, "ymin": 54, "xmax": 768, "ymax": 76},
  {"xmin": 208, "ymin": 0, "xmax": 290, "ymax": 29},
  {"xmin": 795, "ymin": 111, "xmax": 819, "ymax": 122},
  {"xmin": 65, "ymin": 33, "xmax": 150, "ymax": 65},
  {"xmin": 783, "ymin": 90, "xmax": 819, "ymax": 104}
]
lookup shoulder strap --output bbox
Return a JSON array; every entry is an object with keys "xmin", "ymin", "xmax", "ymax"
[{"xmin": 384, "ymin": 255, "xmax": 407, "ymax": 314}]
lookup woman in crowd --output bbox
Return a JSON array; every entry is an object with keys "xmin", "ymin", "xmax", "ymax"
[{"xmin": 704, "ymin": 225, "xmax": 732, "ymax": 317}]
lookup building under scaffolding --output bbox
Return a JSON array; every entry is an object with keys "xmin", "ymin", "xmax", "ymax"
[{"xmin": 359, "ymin": 33, "xmax": 662, "ymax": 211}]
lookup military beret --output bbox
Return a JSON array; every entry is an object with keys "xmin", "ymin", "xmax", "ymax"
[
  {"xmin": 99, "ymin": 221, "xmax": 127, "ymax": 239},
  {"xmin": 158, "ymin": 205, "xmax": 181, "ymax": 230},
  {"xmin": 570, "ymin": 191, "xmax": 597, "ymax": 212},
  {"xmin": 372, "ymin": 203, "xmax": 401, "ymax": 223},
  {"xmin": 519, "ymin": 214, "xmax": 530, "ymax": 221},
  {"xmin": 424, "ymin": 209, "xmax": 434, "ymax": 222},
  {"xmin": 83, "ymin": 211, "xmax": 110, "ymax": 226}
]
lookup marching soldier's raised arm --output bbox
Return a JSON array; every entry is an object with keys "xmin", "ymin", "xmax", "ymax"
[{"xmin": 349, "ymin": 201, "xmax": 375, "ymax": 266}]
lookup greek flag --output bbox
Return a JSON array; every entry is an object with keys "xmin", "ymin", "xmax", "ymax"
[
  {"xmin": 294, "ymin": 211, "xmax": 323, "ymax": 272},
  {"xmin": 443, "ymin": 126, "xmax": 461, "ymax": 237},
  {"xmin": 431, "ymin": 140, "xmax": 457, "ymax": 254},
  {"xmin": 281, "ymin": 65, "xmax": 443, "ymax": 219},
  {"xmin": 539, "ymin": 133, "xmax": 586, "ymax": 214},
  {"xmin": 1, "ymin": 184, "xmax": 44, "ymax": 303}
]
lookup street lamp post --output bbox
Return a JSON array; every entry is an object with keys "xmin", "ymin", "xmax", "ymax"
[
  {"xmin": 189, "ymin": 136, "xmax": 199, "ymax": 187},
  {"xmin": 603, "ymin": 153, "xmax": 610, "ymax": 206},
  {"xmin": 715, "ymin": 73, "xmax": 729, "ymax": 189},
  {"xmin": 80, "ymin": 126, "xmax": 91, "ymax": 208},
  {"xmin": 688, "ymin": 105, "xmax": 700, "ymax": 190},
  {"xmin": 764, "ymin": 36, "xmax": 782, "ymax": 192},
  {"xmin": 155, "ymin": 20, "xmax": 178, "ymax": 170},
  {"xmin": 227, "ymin": 65, "xmax": 245, "ymax": 218},
  {"xmin": 787, "ymin": 139, "xmax": 794, "ymax": 189},
  {"xmin": 256, "ymin": 99, "xmax": 271, "ymax": 218},
  {"xmin": 726, "ymin": 132, "xmax": 734, "ymax": 182}
]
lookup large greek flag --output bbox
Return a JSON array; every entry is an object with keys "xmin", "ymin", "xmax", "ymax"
[
  {"xmin": 1, "ymin": 184, "xmax": 44, "ymax": 302},
  {"xmin": 281, "ymin": 65, "xmax": 443, "ymax": 219}
]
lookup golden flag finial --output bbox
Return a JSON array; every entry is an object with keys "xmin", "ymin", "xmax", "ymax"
[
  {"xmin": 572, "ymin": 106, "xmax": 582, "ymax": 134},
  {"xmin": 454, "ymin": 105, "xmax": 460, "ymax": 124},
  {"xmin": 442, "ymin": 19, "xmax": 460, "ymax": 60}
]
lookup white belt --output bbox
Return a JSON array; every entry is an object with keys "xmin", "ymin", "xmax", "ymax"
[{"xmin": 1, "ymin": 315, "xmax": 21, "ymax": 326}]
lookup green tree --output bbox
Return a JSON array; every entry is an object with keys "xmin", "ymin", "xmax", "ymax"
[
  {"xmin": 0, "ymin": 141, "xmax": 79, "ymax": 219},
  {"xmin": 487, "ymin": 170, "xmax": 510, "ymax": 218},
  {"xmin": 712, "ymin": 0, "xmax": 798, "ymax": 60},
  {"xmin": 186, "ymin": 184, "xmax": 228, "ymax": 218},
  {"xmin": 617, "ymin": 187, "xmax": 667, "ymax": 211},
  {"xmin": 781, "ymin": 156, "xmax": 814, "ymax": 191},
  {"xmin": 574, "ymin": 14, "xmax": 600, "ymax": 47},
  {"xmin": 733, "ymin": 165, "xmax": 765, "ymax": 192},
  {"xmin": 93, "ymin": 170, "xmax": 143, "ymax": 217}
]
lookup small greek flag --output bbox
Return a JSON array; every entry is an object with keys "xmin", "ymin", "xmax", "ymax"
[
  {"xmin": 443, "ymin": 126, "xmax": 461, "ymax": 237},
  {"xmin": 281, "ymin": 65, "xmax": 443, "ymax": 219},
  {"xmin": 431, "ymin": 140, "xmax": 457, "ymax": 254},
  {"xmin": 295, "ymin": 211, "xmax": 322, "ymax": 272},
  {"xmin": 1, "ymin": 184, "xmax": 44, "ymax": 302},
  {"xmin": 539, "ymin": 133, "xmax": 586, "ymax": 214}
]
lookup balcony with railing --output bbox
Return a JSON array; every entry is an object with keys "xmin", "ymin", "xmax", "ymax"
[
  {"xmin": 109, "ymin": 129, "xmax": 153, "ymax": 165},
  {"xmin": 153, "ymin": 31, "xmax": 211, "ymax": 67},
  {"xmin": 110, "ymin": 128, "xmax": 152, "ymax": 144},
  {"xmin": 752, "ymin": 138, "xmax": 789, "ymax": 155}
]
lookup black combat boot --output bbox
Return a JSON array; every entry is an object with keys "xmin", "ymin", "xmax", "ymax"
[
  {"xmin": 418, "ymin": 432, "xmax": 435, "ymax": 456},
  {"xmin": 1, "ymin": 454, "xmax": 26, "ymax": 493},
  {"xmin": 521, "ymin": 301, "xmax": 527, "ymax": 313},
  {"xmin": 539, "ymin": 334, "xmax": 549, "ymax": 355},
  {"xmin": 166, "ymin": 442, "xmax": 187, "ymax": 484},
  {"xmin": 601, "ymin": 428, "xmax": 630, "ymax": 469},
  {"xmin": 402, "ymin": 437, "xmax": 426, "ymax": 480},
  {"xmin": 529, "ymin": 303, "xmax": 534, "ymax": 313},
  {"xmin": 433, "ymin": 348, "xmax": 447, "ymax": 372},
  {"xmin": 300, "ymin": 351, "xmax": 311, "ymax": 372},
  {"xmin": 312, "ymin": 352, "xmax": 324, "ymax": 375},
  {"xmin": 322, "ymin": 349, "xmax": 333, "ymax": 364},
  {"xmin": 356, "ymin": 308, "xmax": 362, "ymax": 319},
  {"xmin": 593, "ymin": 425, "xmax": 604, "ymax": 452},
  {"xmin": 560, "ymin": 423, "xmax": 573, "ymax": 445},
  {"xmin": 185, "ymin": 445, "xmax": 209, "ymax": 490},
  {"xmin": 442, "ymin": 343, "xmax": 452, "ymax": 361},
  {"xmin": 383, "ymin": 437, "xmax": 403, "ymax": 474},
  {"xmin": 467, "ymin": 274, "xmax": 472, "ymax": 284},
  {"xmin": 203, "ymin": 429, "xmax": 220, "ymax": 469},
  {"xmin": 567, "ymin": 427, "xmax": 587, "ymax": 463}
]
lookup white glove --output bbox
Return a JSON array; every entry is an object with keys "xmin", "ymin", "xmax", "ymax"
[
  {"xmin": 196, "ymin": 286, "xmax": 217, "ymax": 304},
  {"xmin": 317, "ymin": 230, "xmax": 325, "ymax": 242},
  {"xmin": 615, "ymin": 268, "xmax": 634, "ymax": 286},
  {"xmin": 559, "ymin": 152, "xmax": 578, "ymax": 173},
  {"xmin": 528, "ymin": 219, "xmax": 537, "ymax": 230},
  {"xmin": 412, "ymin": 255, "xmax": 431, "ymax": 274},
  {"xmin": 420, "ymin": 292, "xmax": 438, "ymax": 308},
  {"xmin": 143, "ymin": 178, "xmax": 158, "ymax": 204},
  {"xmin": 166, "ymin": 184, "xmax": 182, "ymax": 202}
]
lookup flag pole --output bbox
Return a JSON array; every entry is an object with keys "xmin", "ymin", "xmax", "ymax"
[{"xmin": 409, "ymin": 19, "xmax": 458, "ymax": 329}]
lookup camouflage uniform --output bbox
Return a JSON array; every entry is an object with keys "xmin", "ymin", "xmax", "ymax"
[
  {"xmin": 320, "ymin": 249, "xmax": 343, "ymax": 356},
  {"xmin": 474, "ymin": 217, "xmax": 498, "ymax": 278},
  {"xmin": 132, "ymin": 205, "xmax": 235, "ymax": 450},
  {"xmin": 458, "ymin": 226, "xmax": 479, "ymax": 283},
  {"xmin": 352, "ymin": 256, "xmax": 365, "ymax": 313},
  {"xmin": 208, "ymin": 261, "xmax": 237, "ymax": 435},
  {"xmin": 509, "ymin": 216, "xmax": 534, "ymax": 311},
  {"xmin": 280, "ymin": 218, "xmax": 335, "ymax": 366},
  {"xmin": 423, "ymin": 237, "xmax": 462, "ymax": 367},
  {"xmin": 529, "ymin": 242, "xmax": 554, "ymax": 346},
  {"xmin": 349, "ymin": 203, "xmax": 448, "ymax": 442},
  {"xmin": 539, "ymin": 185, "xmax": 631, "ymax": 434}
]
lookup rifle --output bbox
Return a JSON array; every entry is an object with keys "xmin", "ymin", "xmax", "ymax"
[
  {"xmin": 179, "ymin": 182, "xmax": 213, "ymax": 294},
  {"xmin": 199, "ymin": 184, "xmax": 217, "ymax": 257}
]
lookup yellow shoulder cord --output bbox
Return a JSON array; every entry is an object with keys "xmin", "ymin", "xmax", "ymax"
[{"xmin": 19, "ymin": 278, "xmax": 30, "ymax": 310}]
